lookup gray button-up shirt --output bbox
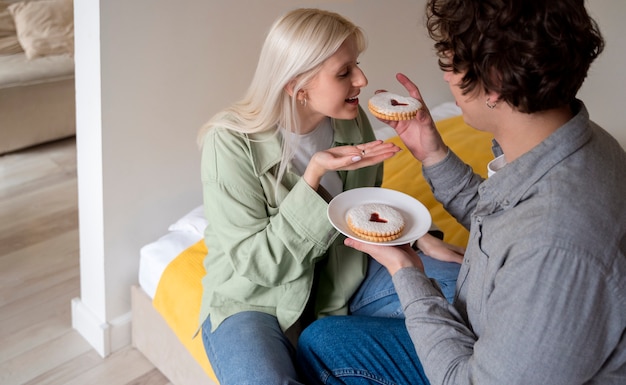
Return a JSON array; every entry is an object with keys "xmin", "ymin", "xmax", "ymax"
[{"xmin": 394, "ymin": 101, "xmax": 626, "ymax": 384}]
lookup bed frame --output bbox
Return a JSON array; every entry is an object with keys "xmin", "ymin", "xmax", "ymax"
[{"xmin": 131, "ymin": 285, "xmax": 217, "ymax": 385}]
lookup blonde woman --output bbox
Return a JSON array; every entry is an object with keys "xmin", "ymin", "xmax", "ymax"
[
  {"xmin": 196, "ymin": 8, "xmax": 399, "ymax": 384},
  {"xmin": 197, "ymin": 8, "xmax": 461, "ymax": 384}
]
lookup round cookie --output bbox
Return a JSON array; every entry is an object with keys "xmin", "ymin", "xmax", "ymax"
[
  {"xmin": 368, "ymin": 92, "xmax": 422, "ymax": 121},
  {"xmin": 346, "ymin": 203, "xmax": 405, "ymax": 242}
]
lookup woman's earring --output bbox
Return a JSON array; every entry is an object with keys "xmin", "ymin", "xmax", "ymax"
[
  {"xmin": 486, "ymin": 98, "xmax": 497, "ymax": 109},
  {"xmin": 297, "ymin": 89, "xmax": 308, "ymax": 107}
]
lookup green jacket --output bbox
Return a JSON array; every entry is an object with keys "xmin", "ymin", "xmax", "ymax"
[{"xmin": 199, "ymin": 106, "xmax": 382, "ymax": 332}]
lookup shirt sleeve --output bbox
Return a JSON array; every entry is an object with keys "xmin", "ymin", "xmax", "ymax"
[
  {"xmin": 394, "ymin": 245, "xmax": 619, "ymax": 385},
  {"xmin": 422, "ymin": 150, "xmax": 483, "ymax": 229}
]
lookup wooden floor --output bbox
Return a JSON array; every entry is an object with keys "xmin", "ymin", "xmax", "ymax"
[{"xmin": 0, "ymin": 138, "xmax": 171, "ymax": 385}]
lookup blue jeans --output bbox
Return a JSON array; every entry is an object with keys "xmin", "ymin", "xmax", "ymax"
[
  {"xmin": 200, "ymin": 259, "xmax": 407, "ymax": 385},
  {"xmin": 295, "ymin": 255, "xmax": 459, "ymax": 385},
  {"xmin": 296, "ymin": 316, "xmax": 430, "ymax": 385},
  {"xmin": 202, "ymin": 311, "xmax": 302, "ymax": 385},
  {"xmin": 349, "ymin": 254, "xmax": 459, "ymax": 316},
  {"xmin": 202, "ymin": 255, "xmax": 460, "ymax": 384}
]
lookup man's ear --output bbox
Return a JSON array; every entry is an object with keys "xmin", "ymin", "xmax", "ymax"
[{"xmin": 488, "ymin": 91, "xmax": 502, "ymax": 102}]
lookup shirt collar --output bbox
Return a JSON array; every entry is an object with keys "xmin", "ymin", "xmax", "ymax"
[
  {"xmin": 480, "ymin": 100, "xmax": 592, "ymax": 211},
  {"xmin": 246, "ymin": 115, "xmax": 366, "ymax": 176}
]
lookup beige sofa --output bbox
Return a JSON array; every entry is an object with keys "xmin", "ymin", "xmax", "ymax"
[
  {"xmin": 0, "ymin": 52, "xmax": 75, "ymax": 154},
  {"xmin": 0, "ymin": 0, "xmax": 75, "ymax": 155}
]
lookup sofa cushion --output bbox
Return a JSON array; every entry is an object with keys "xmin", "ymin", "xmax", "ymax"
[
  {"xmin": 0, "ymin": 2, "xmax": 16, "ymax": 36},
  {"xmin": 0, "ymin": 34, "xmax": 21, "ymax": 55},
  {"xmin": 0, "ymin": 1, "xmax": 23, "ymax": 55},
  {"xmin": 8, "ymin": 0, "xmax": 73, "ymax": 59},
  {"xmin": 0, "ymin": 51, "xmax": 73, "ymax": 88}
]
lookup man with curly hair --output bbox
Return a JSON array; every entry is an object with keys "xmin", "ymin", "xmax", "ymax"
[{"xmin": 297, "ymin": 1, "xmax": 626, "ymax": 384}]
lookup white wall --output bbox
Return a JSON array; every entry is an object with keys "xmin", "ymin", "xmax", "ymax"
[
  {"xmin": 579, "ymin": 1, "xmax": 626, "ymax": 146},
  {"xmin": 71, "ymin": 0, "xmax": 625, "ymax": 356}
]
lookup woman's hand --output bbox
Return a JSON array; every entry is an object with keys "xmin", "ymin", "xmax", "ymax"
[
  {"xmin": 375, "ymin": 73, "xmax": 449, "ymax": 167},
  {"xmin": 303, "ymin": 140, "xmax": 400, "ymax": 190},
  {"xmin": 344, "ymin": 237, "xmax": 424, "ymax": 276},
  {"xmin": 415, "ymin": 233, "xmax": 464, "ymax": 264}
]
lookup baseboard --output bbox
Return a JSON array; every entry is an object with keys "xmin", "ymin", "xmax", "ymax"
[{"xmin": 71, "ymin": 297, "xmax": 132, "ymax": 357}]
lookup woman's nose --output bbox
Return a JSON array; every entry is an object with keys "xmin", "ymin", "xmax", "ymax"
[{"xmin": 354, "ymin": 68, "xmax": 368, "ymax": 88}]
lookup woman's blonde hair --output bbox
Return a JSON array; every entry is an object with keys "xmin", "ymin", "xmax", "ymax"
[{"xmin": 198, "ymin": 8, "xmax": 366, "ymax": 182}]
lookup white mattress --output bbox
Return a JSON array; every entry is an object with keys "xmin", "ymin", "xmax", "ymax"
[
  {"xmin": 137, "ymin": 102, "xmax": 462, "ymax": 299},
  {"xmin": 139, "ymin": 205, "xmax": 206, "ymax": 299}
]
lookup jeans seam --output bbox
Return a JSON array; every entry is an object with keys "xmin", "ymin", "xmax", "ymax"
[
  {"xmin": 332, "ymin": 368, "xmax": 397, "ymax": 385},
  {"xmin": 349, "ymin": 288, "xmax": 397, "ymax": 312},
  {"xmin": 202, "ymin": 323, "xmax": 224, "ymax": 381},
  {"xmin": 320, "ymin": 369, "xmax": 330, "ymax": 384}
]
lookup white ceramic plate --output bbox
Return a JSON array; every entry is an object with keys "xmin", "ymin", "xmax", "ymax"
[{"xmin": 328, "ymin": 187, "xmax": 432, "ymax": 246}]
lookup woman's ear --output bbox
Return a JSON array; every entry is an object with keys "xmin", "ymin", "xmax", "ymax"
[{"xmin": 284, "ymin": 79, "xmax": 296, "ymax": 97}]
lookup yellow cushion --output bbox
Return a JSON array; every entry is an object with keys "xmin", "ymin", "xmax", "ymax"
[
  {"xmin": 152, "ymin": 114, "xmax": 493, "ymax": 382},
  {"xmin": 382, "ymin": 115, "xmax": 494, "ymax": 248}
]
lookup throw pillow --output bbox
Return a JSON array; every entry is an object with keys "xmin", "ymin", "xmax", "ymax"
[{"xmin": 8, "ymin": 0, "xmax": 74, "ymax": 59}]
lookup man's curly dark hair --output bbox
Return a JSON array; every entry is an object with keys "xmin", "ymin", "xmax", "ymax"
[{"xmin": 426, "ymin": 0, "xmax": 604, "ymax": 113}]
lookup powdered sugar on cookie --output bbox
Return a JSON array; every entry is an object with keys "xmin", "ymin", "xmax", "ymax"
[
  {"xmin": 346, "ymin": 203, "xmax": 405, "ymax": 242},
  {"xmin": 368, "ymin": 92, "xmax": 422, "ymax": 121}
]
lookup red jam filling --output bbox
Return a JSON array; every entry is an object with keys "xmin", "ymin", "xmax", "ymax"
[
  {"xmin": 390, "ymin": 99, "xmax": 408, "ymax": 106},
  {"xmin": 369, "ymin": 213, "xmax": 388, "ymax": 223}
]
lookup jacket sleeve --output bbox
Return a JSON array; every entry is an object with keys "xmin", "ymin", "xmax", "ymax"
[{"xmin": 201, "ymin": 127, "xmax": 337, "ymax": 287}]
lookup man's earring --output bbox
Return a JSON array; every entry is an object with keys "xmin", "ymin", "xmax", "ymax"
[{"xmin": 486, "ymin": 98, "xmax": 497, "ymax": 109}]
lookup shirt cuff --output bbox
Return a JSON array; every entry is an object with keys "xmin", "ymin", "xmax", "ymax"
[
  {"xmin": 281, "ymin": 178, "xmax": 338, "ymax": 247},
  {"xmin": 422, "ymin": 150, "xmax": 474, "ymax": 194}
]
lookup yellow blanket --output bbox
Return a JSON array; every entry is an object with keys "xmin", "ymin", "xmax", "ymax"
[
  {"xmin": 153, "ymin": 115, "xmax": 494, "ymax": 383},
  {"xmin": 152, "ymin": 239, "xmax": 216, "ymax": 382},
  {"xmin": 382, "ymin": 115, "xmax": 493, "ymax": 247}
]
